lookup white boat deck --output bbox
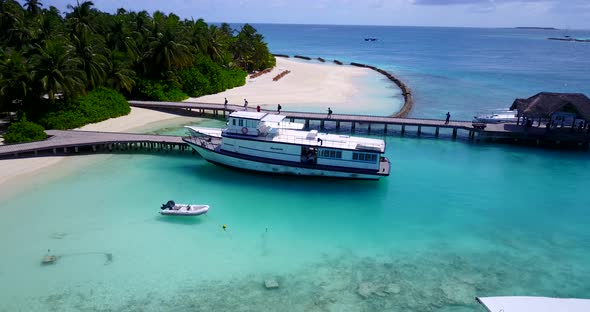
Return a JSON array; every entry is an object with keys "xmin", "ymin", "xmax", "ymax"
[
  {"xmin": 271, "ymin": 129, "xmax": 385, "ymax": 152},
  {"xmin": 186, "ymin": 122, "xmax": 386, "ymax": 152},
  {"xmin": 477, "ymin": 296, "xmax": 590, "ymax": 312}
]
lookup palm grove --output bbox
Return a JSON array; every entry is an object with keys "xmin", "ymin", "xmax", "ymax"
[{"xmin": 0, "ymin": 0, "xmax": 275, "ymax": 142}]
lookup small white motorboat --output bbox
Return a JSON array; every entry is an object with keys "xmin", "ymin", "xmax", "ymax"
[
  {"xmin": 474, "ymin": 109, "xmax": 518, "ymax": 123},
  {"xmin": 160, "ymin": 200, "xmax": 209, "ymax": 216}
]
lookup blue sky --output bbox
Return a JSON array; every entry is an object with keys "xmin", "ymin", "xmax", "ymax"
[{"xmin": 42, "ymin": 0, "xmax": 589, "ymax": 29}]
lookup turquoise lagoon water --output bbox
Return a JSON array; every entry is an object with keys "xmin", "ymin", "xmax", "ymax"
[
  {"xmin": 1, "ymin": 118, "xmax": 590, "ymax": 311},
  {"xmin": 2, "ymin": 25, "xmax": 590, "ymax": 311}
]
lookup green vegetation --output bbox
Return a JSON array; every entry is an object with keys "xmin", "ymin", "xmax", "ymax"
[
  {"xmin": 38, "ymin": 87, "xmax": 131, "ymax": 130},
  {"xmin": 3, "ymin": 118, "xmax": 47, "ymax": 143},
  {"xmin": 0, "ymin": 0, "xmax": 274, "ymax": 134}
]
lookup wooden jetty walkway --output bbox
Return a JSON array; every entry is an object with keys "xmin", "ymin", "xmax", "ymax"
[
  {"xmin": 0, "ymin": 130, "xmax": 190, "ymax": 159},
  {"xmin": 129, "ymin": 100, "xmax": 478, "ymax": 137},
  {"xmin": 2, "ymin": 101, "xmax": 589, "ymax": 159},
  {"xmin": 129, "ymin": 100, "xmax": 590, "ymax": 147}
]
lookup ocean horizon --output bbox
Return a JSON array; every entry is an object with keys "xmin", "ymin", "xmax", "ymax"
[{"xmin": 1, "ymin": 24, "xmax": 589, "ymax": 311}]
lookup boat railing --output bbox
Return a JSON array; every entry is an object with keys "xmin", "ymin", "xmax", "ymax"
[
  {"xmin": 261, "ymin": 133, "xmax": 383, "ymax": 151},
  {"xmin": 185, "ymin": 133, "xmax": 219, "ymax": 150}
]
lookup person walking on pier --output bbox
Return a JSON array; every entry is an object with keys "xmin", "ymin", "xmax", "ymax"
[
  {"xmin": 445, "ymin": 112, "xmax": 451, "ymax": 124},
  {"xmin": 244, "ymin": 98, "xmax": 248, "ymax": 110},
  {"xmin": 224, "ymin": 97, "xmax": 228, "ymax": 109},
  {"xmin": 256, "ymin": 105, "xmax": 261, "ymax": 112},
  {"xmin": 327, "ymin": 107, "xmax": 333, "ymax": 119},
  {"xmin": 277, "ymin": 104, "xmax": 282, "ymax": 114}
]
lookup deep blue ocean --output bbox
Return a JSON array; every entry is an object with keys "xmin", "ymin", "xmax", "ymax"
[
  {"xmin": 254, "ymin": 24, "xmax": 590, "ymax": 119},
  {"xmin": 1, "ymin": 25, "xmax": 590, "ymax": 311}
]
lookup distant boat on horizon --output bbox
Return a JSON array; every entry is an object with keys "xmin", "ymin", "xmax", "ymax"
[
  {"xmin": 364, "ymin": 38, "xmax": 377, "ymax": 42},
  {"xmin": 515, "ymin": 26, "xmax": 558, "ymax": 30}
]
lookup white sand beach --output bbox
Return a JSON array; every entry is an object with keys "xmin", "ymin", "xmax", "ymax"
[
  {"xmin": 0, "ymin": 58, "xmax": 374, "ymax": 188},
  {"xmin": 0, "ymin": 107, "xmax": 184, "ymax": 188},
  {"xmin": 189, "ymin": 57, "xmax": 373, "ymax": 110}
]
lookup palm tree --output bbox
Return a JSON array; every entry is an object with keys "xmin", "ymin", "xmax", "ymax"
[
  {"xmin": 232, "ymin": 24, "xmax": 273, "ymax": 72},
  {"xmin": 70, "ymin": 30, "xmax": 109, "ymax": 89},
  {"xmin": 106, "ymin": 51, "xmax": 135, "ymax": 93},
  {"xmin": 0, "ymin": 49, "xmax": 33, "ymax": 108},
  {"xmin": 24, "ymin": 0, "xmax": 42, "ymax": 15},
  {"xmin": 145, "ymin": 12, "xmax": 191, "ymax": 75},
  {"xmin": 66, "ymin": 0, "xmax": 95, "ymax": 36},
  {"xmin": 0, "ymin": 1, "xmax": 36, "ymax": 49},
  {"xmin": 31, "ymin": 39, "xmax": 85, "ymax": 101}
]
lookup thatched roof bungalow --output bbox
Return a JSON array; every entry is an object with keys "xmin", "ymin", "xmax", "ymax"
[{"xmin": 510, "ymin": 92, "xmax": 590, "ymax": 122}]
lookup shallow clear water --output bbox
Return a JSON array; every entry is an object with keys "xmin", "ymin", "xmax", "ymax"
[
  {"xmin": 1, "ymin": 119, "xmax": 590, "ymax": 311},
  {"xmin": 2, "ymin": 25, "xmax": 590, "ymax": 311}
]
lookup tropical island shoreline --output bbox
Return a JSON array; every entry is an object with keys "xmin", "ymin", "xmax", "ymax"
[{"xmin": 0, "ymin": 57, "xmax": 393, "ymax": 191}]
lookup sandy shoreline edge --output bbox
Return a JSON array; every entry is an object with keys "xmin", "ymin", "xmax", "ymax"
[{"xmin": 0, "ymin": 57, "xmax": 389, "ymax": 189}]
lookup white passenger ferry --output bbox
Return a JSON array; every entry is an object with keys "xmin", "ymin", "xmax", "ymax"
[{"xmin": 183, "ymin": 111, "xmax": 390, "ymax": 180}]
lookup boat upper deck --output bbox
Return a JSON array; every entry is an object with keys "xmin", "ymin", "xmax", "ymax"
[
  {"xmin": 187, "ymin": 125, "xmax": 386, "ymax": 153},
  {"xmin": 220, "ymin": 111, "xmax": 386, "ymax": 152},
  {"xmin": 269, "ymin": 128, "xmax": 385, "ymax": 152}
]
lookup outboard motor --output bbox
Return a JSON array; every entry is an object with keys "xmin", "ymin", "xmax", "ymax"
[{"xmin": 161, "ymin": 200, "xmax": 176, "ymax": 210}]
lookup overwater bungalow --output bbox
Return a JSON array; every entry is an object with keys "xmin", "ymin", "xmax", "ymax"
[{"xmin": 510, "ymin": 92, "xmax": 590, "ymax": 130}]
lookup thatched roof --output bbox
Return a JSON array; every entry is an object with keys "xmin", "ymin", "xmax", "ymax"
[{"xmin": 510, "ymin": 92, "xmax": 590, "ymax": 120}]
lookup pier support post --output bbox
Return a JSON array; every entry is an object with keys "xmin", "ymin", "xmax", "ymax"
[
  {"xmin": 401, "ymin": 125, "xmax": 405, "ymax": 135},
  {"xmin": 336, "ymin": 121, "xmax": 341, "ymax": 131},
  {"xmin": 53, "ymin": 148, "xmax": 57, "ymax": 154},
  {"xmin": 417, "ymin": 126, "xmax": 421, "ymax": 136},
  {"xmin": 351, "ymin": 122, "xmax": 356, "ymax": 134},
  {"xmin": 384, "ymin": 124, "xmax": 388, "ymax": 134},
  {"xmin": 320, "ymin": 120, "xmax": 325, "ymax": 129},
  {"xmin": 435, "ymin": 127, "xmax": 439, "ymax": 137},
  {"xmin": 34, "ymin": 150, "xmax": 38, "ymax": 156},
  {"xmin": 452, "ymin": 128, "xmax": 458, "ymax": 139},
  {"xmin": 64, "ymin": 147, "xmax": 67, "ymax": 153},
  {"xmin": 368, "ymin": 123, "xmax": 372, "ymax": 134},
  {"xmin": 75, "ymin": 146, "xmax": 79, "ymax": 153},
  {"xmin": 304, "ymin": 120, "xmax": 310, "ymax": 129},
  {"xmin": 92, "ymin": 145, "xmax": 96, "ymax": 152}
]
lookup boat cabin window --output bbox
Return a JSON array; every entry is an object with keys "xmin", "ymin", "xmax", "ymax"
[
  {"xmin": 238, "ymin": 119, "xmax": 244, "ymax": 127},
  {"xmin": 353, "ymin": 152, "xmax": 377, "ymax": 162},
  {"xmin": 320, "ymin": 149, "xmax": 342, "ymax": 159},
  {"xmin": 232, "ymin": 119, "xmax": 236, "ymax": 126}
]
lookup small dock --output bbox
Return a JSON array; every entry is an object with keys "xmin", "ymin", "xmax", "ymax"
[
  {"xmin": 0, "ymin": 130, "xmax": 190, "ymax": 159},
  {"xmin": 130, "ymin": 100, "xmax": 590, "ymax": 147},
  {"xmin": 2, "ymin": 101, "xmax": 589, "ymax": 160},
  {"xmin": 129, "ymin": 100, "xmax": 478, "ymax": 138}
]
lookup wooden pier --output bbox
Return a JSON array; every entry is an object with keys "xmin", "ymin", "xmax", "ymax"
[
  {"xmin": 129, "ymin": 100, "xmax": 590, "ymax": 147},
  {"xmin": 129, "ymin": 100, "xmax": 477, "ymax": 136},
  {"xmin": 0, "ymin": 130, "xmax": 191, "ymax": 159},
  {"xmin": 2, "ymin": 101, "xmax": 589, "ymax": 160},
  {"xmin": 130, "ymin": 100, "xmax": 506, "ymax": 139}
]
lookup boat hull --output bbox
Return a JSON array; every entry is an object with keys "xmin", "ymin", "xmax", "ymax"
[
  {"xmin": 160, "ymin": 204, "xmax": 209, "ymax": 216},
  {"xmin": 186, "ymin": 141, "xmax": 385, "ymax": 180}
]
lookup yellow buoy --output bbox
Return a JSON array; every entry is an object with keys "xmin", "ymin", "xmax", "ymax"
[{"xmin": 222, "ymin": 224, "xmax": 227, "ymax": 231}]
